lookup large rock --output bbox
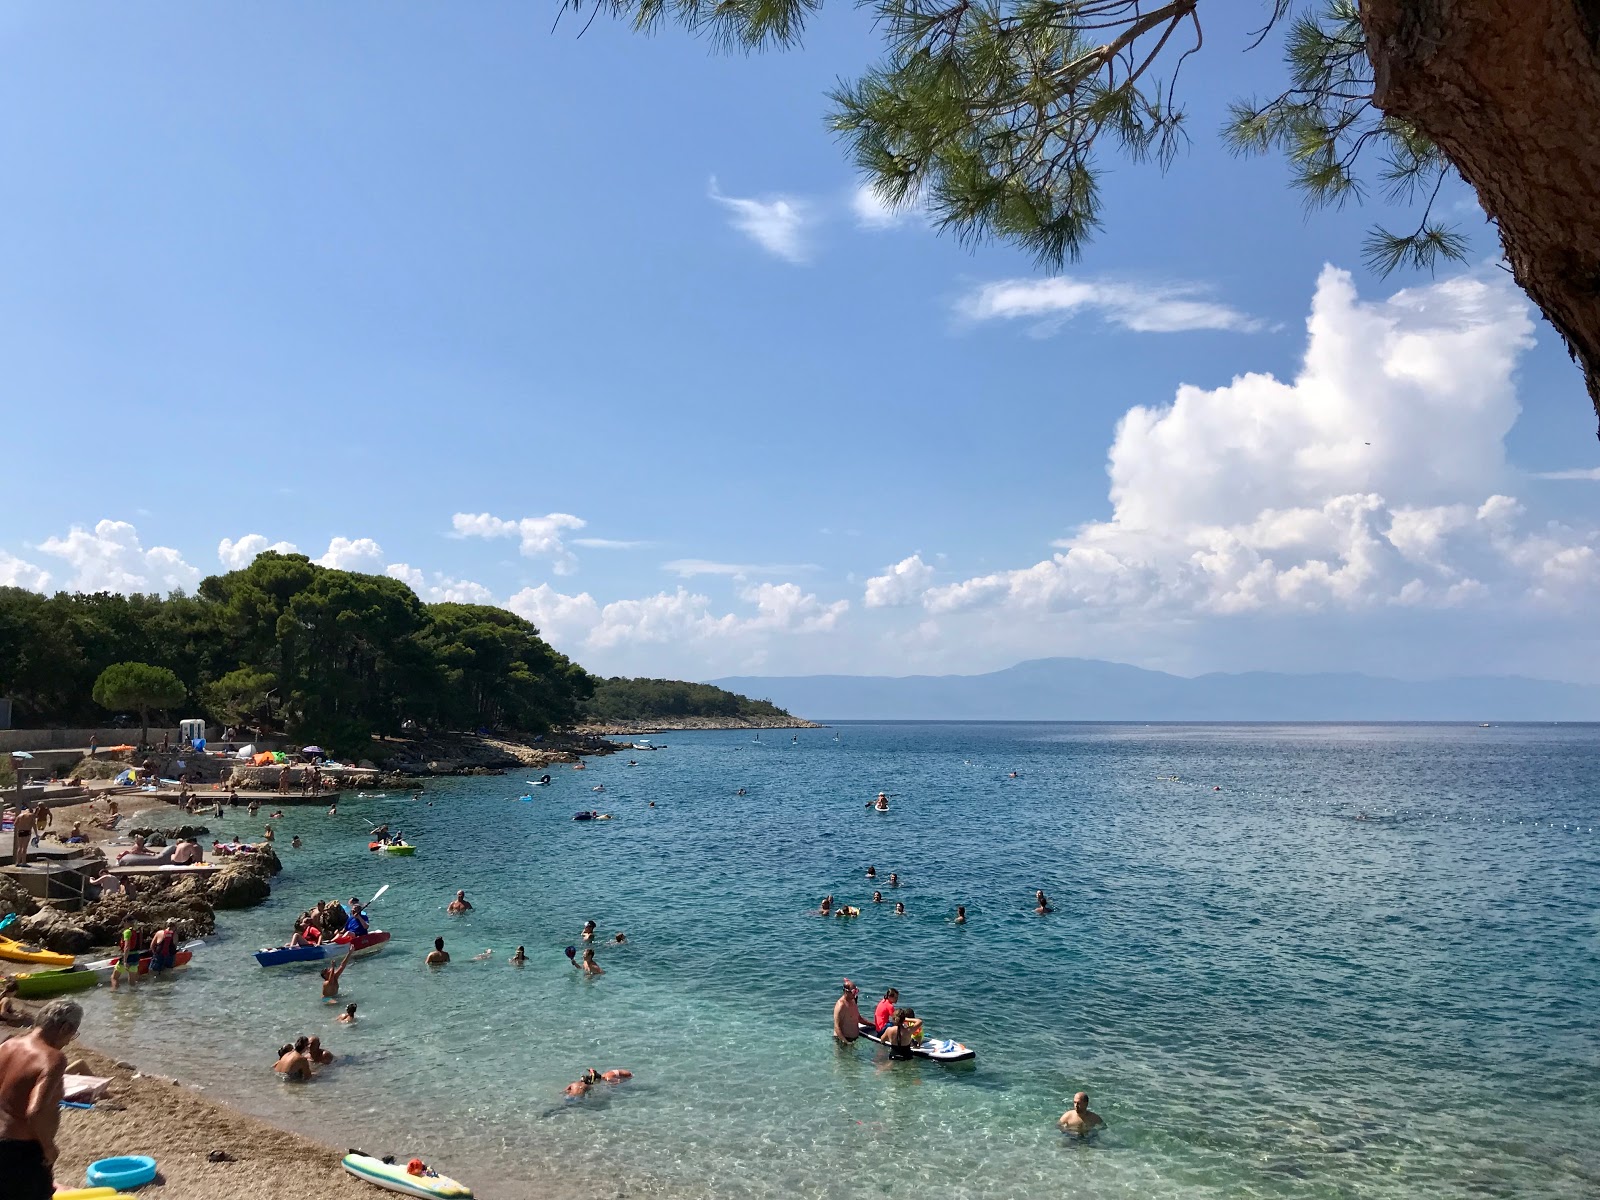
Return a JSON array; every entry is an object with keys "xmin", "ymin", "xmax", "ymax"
[
  {"xmin": 80, "ymin": 892, "xmax": 214, "ymax": 944},
  {"xmin": 207, "ymin": 860, "xmax": 272, "ymax": 909},
  {"xmin": 17, "ymin": 906, "xmax": 94, "ymax": 955},
  {"xmin": 0, "ymin": 875, "xmax": 39, "ymax": 920}
]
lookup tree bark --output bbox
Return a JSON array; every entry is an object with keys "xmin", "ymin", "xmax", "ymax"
[{"xmin": 1361, "ymin": 0, "xmax": 1600, "ymax": 436}]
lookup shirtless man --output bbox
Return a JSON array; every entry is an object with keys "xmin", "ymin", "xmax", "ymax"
[
  {"xmin": 1034, "ymin": 889, "xmax": 1054, "ymax": 915},
  {"xmin": 574, "ymin": 947, "xmax": 604, "ymax": 976},
  {"xmin": 320, "ymin": 945, "xmax": 354, "ymax": 998},
  {"xmin": 0, "ymin": 998, "xmax": 83, "ymax": 1200},
  {"xmin": 10, "ymin": 805, "xmax": 35, "ymax": 867},
  {"xmin": 832, "ymin": 979, "xmax": 862, "ymax": 1042},
  {"xmin": 274, "ymin": 1038, "xmax": 314, "ymax": 1081},
  {"xmin": 170, "ymin": 837, "xmax": 204, "ymax": 865},
  {"xmin": 305, "ymin": 1036, "xmax": 335, "ymax": 1065},
  {"xmin": 1059, "ymin": 1091, "xmax": 1104, "ymax": 1133},
  {"xmin": 447, "ymin": 890, "xmax": 473, "ymax": 914},
  {"xmin": 426, "ymin": 937, "xmax": 450, "ymax": 965}
]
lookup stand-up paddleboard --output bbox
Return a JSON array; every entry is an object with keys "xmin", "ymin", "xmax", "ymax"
[
  {"xmin": 342, "ymin": 1153, "xmax": 472, "ymax": 1198},
  {"xmin": 857, "ymin": 1022, "xmax": 975, "ymax": 1062}
]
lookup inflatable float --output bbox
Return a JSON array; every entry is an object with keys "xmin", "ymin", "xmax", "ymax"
[
  {"xmin": 342, "ymin": 1153, "xmax": 473, "ymax": 1198},
  {"xmin": 857, "ymin": 1022, "xmax": 975, "ymax": 1062},
  {"xmin": 85, "ymin": 1155, "xmax": 158, "ymax": 1191}
]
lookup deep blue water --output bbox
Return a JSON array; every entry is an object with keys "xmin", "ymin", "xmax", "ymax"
[{"xmin": 82, "ymin": 723, "xmax": 1600, "ymax": 1198}]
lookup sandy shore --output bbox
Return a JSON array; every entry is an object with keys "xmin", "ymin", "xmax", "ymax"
[{"xmin": 0, "ymin": 1036, "xmax": 379, "ymax": 1200}]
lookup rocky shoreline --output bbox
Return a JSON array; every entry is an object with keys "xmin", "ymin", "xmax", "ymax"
[{"xmin": 574, "ymin": 715, "xmax": 824, "ymax": 735}]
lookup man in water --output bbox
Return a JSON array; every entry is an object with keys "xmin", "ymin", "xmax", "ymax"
[
  {"xmin": 873, "ymin": 987, "xmax": 899, "ymax": 1034},
  {"xmin": 447, "ymin": 890, "xmax": 473, "ymax": 914},
  {"xmin": 1059, "ymin": 1091, "xmax": 1104, "ymax": 1133},
  {"xmin": 954, "ymin": 905, "xmax": 967, "ymax": 925},
  {"xmin": 274, "ymin": 1037, "xmax": 314, "ymax": 1081},
  {"xmin": 321, "ymin": 945, "xmax": 355, "ymax": 999},
  {"xmin": 833, "ymin": 980, "xmax": 862, "ymax": 1042},
  {"xmin": 1035, "ymin": 890, "xmax": 1054, "ymax": 915},
  {"xmin": 0, "ymin": 997, "xmax": 82, "ymax": 1200},
  {"xmin": 338, "ymin": 1003, "xmax": 358, "ymax": 1024},
  {"xmin": 426, "ymin": 937, "xmax": 450, "ymax": 965}
]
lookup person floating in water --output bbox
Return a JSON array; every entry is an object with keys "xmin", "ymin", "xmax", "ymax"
[
  {"xmin": 818, "ymin": 895, "xmax": 834, "ymax": 916},
  {"xmin": 1059, "ymin": 1091, "xmax": 1104, "ymax": 1132},
  {"xmin": 888, "ymin": 873, "xmax": 900, "ymax": 888},
  {"xmin": 893, "ymin": 901, "xmax": 906, "ymax": 916},
  {"xmin": 1008, "ymin": 771, "xmax": 1019, "ymax": 779},
  {"xmin": 871, "ymin": 891, "xmax": 884, "ymax": 904},
  {"xmin": 1034, "ymin": 890, "xmax": 1054, "ymax": 915}
]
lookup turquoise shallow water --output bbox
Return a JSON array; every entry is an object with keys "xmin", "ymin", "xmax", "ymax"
[{"xmin": 81, "ymin": 723, "xmax": 1600, "ymax": 1199}]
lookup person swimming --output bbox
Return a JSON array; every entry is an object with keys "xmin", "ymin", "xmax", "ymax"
[
  {"xmin": 818, "ymin": 895, "xmax": 834, "ymax": 916},
  {"xmin": 834, "ymin": 905, "xmax": 861, "ymax": 918},
  {"xmin": 426, "ymin": 937, "xmax": 450, "ymax": 965},
  {"xmin": 1059, "ymin": 1091, "xmax": 1104, "ymax": 1132},
  {"xmin": 511, "ymin": 946, "xmax": 527, "ymax": 964},
  {"xmin": 954, "ymin": 905, "xmax": 967, "ymax": 924},
  {"xmin": 889, "ymin": 873, "xmax": 900, "ymax": 888},
  {"xmin": 893, "ymin": 901, "xmax": 906, "ymax": 915},
  {"xmin": 1034, "ymin": 889, "xmax": 1054, "ymax": 915},
  {"xmin": 447, "ymin": 890, "xmax": 473, "ymax": 914},
  {"xmin": 865, "ymin": 865, "xmax": 877, "ymax": 878},
  {"xmin": 871, "ymin": 891, "xmax": 884, "ymax": 904},
  {"xmin": 575, "ymin": 947, "xmax": 604, "ymax": 975},
  {"xmin": 338, "ymin": 1003, "xmax": 358, "ymax": 1024},
  {"xmin": 290, "ymin": 835, "xmax": 303, "ymax": 849},
  {"xmin": 320, "ymin": 945, "xmax": 355, "ymax": 998},
  {"xmin": 582, "ymin": 920, "xmax": 597, "ymax": 942}
]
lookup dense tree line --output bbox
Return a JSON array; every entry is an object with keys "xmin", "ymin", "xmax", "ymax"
[
  {"xmin": 586, "ymin": 677, "xmax": 792, "ymax": 722},
  {"xmin": 0, "ymin": 552, "xmax": 592, "ymax": 752}
]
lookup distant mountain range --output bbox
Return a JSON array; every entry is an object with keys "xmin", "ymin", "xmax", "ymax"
[{"xmin": 709, "ymin": 657, "xmax": 1600, "ymax": 722}]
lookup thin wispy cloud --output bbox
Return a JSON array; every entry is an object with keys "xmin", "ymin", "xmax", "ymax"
[
  {"xmin": 708, "ymin": 176, "xmax": 811, "ymax": 264},
  {"xmin": 959, "ymin": 276, "xmax": 1264, "ymax": 335},
  {"xmin": 663, "ymin": 558, "xmax": 818, "ymax": 580},
  {"xmin": 1533, "ymin": 467, "xmax": 1600, "ymax": 481},
  {"xmin": 572, "ymin": 537, "xmax": 653, "ymax": 550},
  {"xmin": 851, "ymin": 182, "xmax": 923, "ymax": 231}
]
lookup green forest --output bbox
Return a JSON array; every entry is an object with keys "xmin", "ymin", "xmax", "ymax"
[
  {"xmin": 586, "ymin": 677, "xmax": 791, "ymax": 722},
  {"xmin": 0, "ymin": 552, "xmax": 593, "ymax": 751}
]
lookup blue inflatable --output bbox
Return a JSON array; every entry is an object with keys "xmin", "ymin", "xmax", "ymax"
[{"xmin": 87, "ymin": 1154, "xmax": 158, "ymax": 1190}]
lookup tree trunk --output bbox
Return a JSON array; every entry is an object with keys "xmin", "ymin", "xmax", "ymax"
[{"xmin": 1361, "ymin": 0, "xmax": 1600, "ymax": 435}]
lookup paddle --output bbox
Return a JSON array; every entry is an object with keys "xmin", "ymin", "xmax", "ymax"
[{"xmin": 366, "ymin": 884, "xmax": 390, "ymax": 906}]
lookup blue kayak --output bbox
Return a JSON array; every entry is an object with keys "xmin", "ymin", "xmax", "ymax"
[{"xmin": 253, "ymin": 944, "xmax": 328, "ymax": 968}]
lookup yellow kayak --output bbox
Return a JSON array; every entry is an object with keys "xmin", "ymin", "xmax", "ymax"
[{"xmin": 0, "ymin": 935, "xmax": 75, "ymax": 968}]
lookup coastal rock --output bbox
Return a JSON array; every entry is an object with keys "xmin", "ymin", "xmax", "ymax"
[
  {"xmin": 0, "ymin": 875, "xmax": 39, "ymax": 919},
  {"xmin": 79, "ymin": 893, "xmax": 215, "ymax": 944},
  {"xmin": 16, "ymin": 906, "xmax": 95, "ymax": 954},
  {"xmin": 129, "ymin": 825, "xmax": 211, "ymax": 842},
  {"xmin": 207, "ymin": 860, "xmax": 272, "ymax": 909}
]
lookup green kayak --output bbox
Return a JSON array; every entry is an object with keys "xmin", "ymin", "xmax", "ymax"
[{"xmin": 10, "ymin": 967, "xmax": 100, "ymax": 998}]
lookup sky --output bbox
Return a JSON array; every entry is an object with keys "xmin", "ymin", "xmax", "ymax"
[{"xmin": 2, "ymin": 2, "xmax": 1598, "ymax": 684}]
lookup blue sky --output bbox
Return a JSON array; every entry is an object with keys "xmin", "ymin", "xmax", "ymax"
[{"xmin": 3, "ymin": 2, "xmax": 1597, "ymax": 683}]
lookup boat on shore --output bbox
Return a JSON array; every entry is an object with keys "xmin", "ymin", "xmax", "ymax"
[
  {"xmin": 9, "ymin": 965, "xmax": 100, "ymax": 998},
  {"xmin": 0, "ymin": 935, "xmax": 75, "ymax": 968}
]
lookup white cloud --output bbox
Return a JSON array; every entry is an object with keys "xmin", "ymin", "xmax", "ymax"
[
  {"xmin": 708, "ymin": 177, "xmax": 811, "ymax": 264},
  {"xmin": 506, "ymin": 580, "xmax": 846, "ymax": 653},
  {"xmin": 317, "ymin": 536, "xmax": 385, "ymax": 571},
  {"xmin": 452, "ymin": 512, "xmax": 586, "ymax": 575},
  {"xmin": 863, "ymin": 554, "xmax": 936, "ymax": 607},
  {"xmin": 851, "ymin": 182, "xmax": 922, "ymax": 231},
  {"xmin": 571, "ymin": 538, "xmax": 652, "ymax": 550},
  {"xmin": 1533, "ymin": 467, "xmax": 1600, "ymax": 481},
  {"xmin": 218, "ymin": 534, "xmax": 299, "ymax": 570},
  {"xmin": 922, "ymin": 266, "xmax": 1599, "ymax": 620},
  {"xmin": 663, "ymin": 559, "xmax": 817, "ymax": 580},
  {"xmin": 385, "ymin": 563, "xmax": 497, "ymax": 605},
  {"xmin": 0, "ymin": 550, "xmax": 50, "ymax": 591},
  {"xmin": 36, "ymin": 520, "xmax": 200, "ymax": 594},
  {"xmin": 959, "ymin": 276, "xmax": 1264, "ymax": 334}
]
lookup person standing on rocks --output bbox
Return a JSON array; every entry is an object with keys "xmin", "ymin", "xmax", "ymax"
[{"xmin": 0, "ymin": 997, "xmax": 83, "ymax": 1200}]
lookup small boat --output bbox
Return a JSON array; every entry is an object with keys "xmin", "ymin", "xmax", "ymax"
[
  {"xmin": 342, "ymin": 1152, "xmax": 472, "ymax": 1198},
  {"xmin": 381, "ymin": 842, "xmax": 416, "ymax": 856},
  {"xmin": 333, "ymin": 929, "xmax": 392, "ymax": 956},
  {"xmin": 254, "ymin": 929, "xmax": 390, "ymax": 967},
  {"xmin": 0, "ymin": 935, "xmax": 75, "ymax": 968},
  {"xmin": 857, "ymin": 1022, "xmax": 975, "ymax": 1062},
  {"xmin": 10, "ymin": 966, "xmax": 99, "ymax": 998},
  {"xmin": 83, "ymin": 940, "xmax": 202, "ymax": 979}
]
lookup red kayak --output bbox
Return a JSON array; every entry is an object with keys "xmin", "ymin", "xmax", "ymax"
[
  {"xmin": 330, "ymin": 929, "xmax": 391, "ymax": 955},
  {"xmin": 85, "ymin": 942, "xmax": 199, "ymax": 979}
]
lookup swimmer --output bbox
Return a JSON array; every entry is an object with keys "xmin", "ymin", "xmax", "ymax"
[
  {"xmin": 818, "ymin": 895, "xmax": 834, "ymax": 916},
  {"xmin": 611, "ymin": 933, "xmax": 627, "ymax": 945},
  {"xmin": 865, "ymin": 865, "xmax": 877, "ymax": 878},
  {"xmin": 647, "ymin": 801, "xmax": 655, "ymax": 808},
  {"xmin": 575, "ymin": 947, "xmax": 604, "ymax": 976},
  {"xmin": 426, "ymin": 937, "xmax": 450, "ymax": 965},
  {"xmin": 888, "ymin": 873, "xmax": 900, "ymax": 888},
  {"xmin": 872, "ymin": 891, "xmax": 884, "ymax": 904},
  {"xmin": 564, "ymin": 1076, "xmax": 593, "ymax": 1098},
  {"xmin": 594, "ymin": 1068, "xmax": 632, "ymax": 1083},
  {"xmin": 472, "ymin": 949, "xmax": 493, "ymax": 961},
  {"xmin": 511, "ymin": 946, "xmax": 527, "ymax": 964},
  {"xmin": 581, "ymin": 920, "xmax": 597, "ymax": 943},
  {"xmin": 736, "ymin": 788, "xmax": 747, "ymax": 797},
  {"xmin": 954, "ymin": 905, "xmax": 967, "ymax": 925},
  {"xmin": 1034, "ymin": 889, "xmax": 1054, "ymax": 915},
  {"xmin": 1008, "ymin": 771, "xmax": 1019, "ymax": 779},
  {"xmin": 291, "ymin": 835, "xmax": 303, "ymax": 849},
  {"xmin": 320, "ymin": 946, "xmax": 355, "ymax": 998},
  {"xmin": 306, "ymin": 1035, "xmax": 334, "ymax": 1065},
  {"xmin": 1059, "ymin": 1091, "xmax": 1104, "ymax": 1132},
  {"xmin": 627, "ymin": 760, "xmax": 637, "ymax": 767},
  {"xmin": 592, "ymin": 785, "xmax": 605, "ymax": 793},
  {"xmin": 338, "ymin": 1003, "xmax": 358, "ymax": 1024},
  {"xmin": 834, "ymin": 905, "xmax": 861, "ymax": 918},
  {"xmin": 893, "ymin": 901, "xmax": 906, "ymax": 916},
  {"xmin": 274, "ymin": 1038, "xmax": 314, "ymax": 1081},
  {"xmin": 833, "ymin": 979, "xmax": 862, "ymax": 1042},
  {"xmin": 447, "ymin": 890, "xmax": 473, "ymax": 914},
  {"xmin": 328, "ymin": 803, "xmax": 338, "ymax": 815}
]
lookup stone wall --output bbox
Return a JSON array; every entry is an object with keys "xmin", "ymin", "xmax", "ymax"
[{"xmin": 0, "ymin": 727, "xmax": 187, "ymax": 752}]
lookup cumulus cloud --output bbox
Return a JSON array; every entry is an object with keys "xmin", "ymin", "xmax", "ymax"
[
  {"xmin": 385, "ymin": 563, "xmax": 497, "ymax": 605},
  {"xmin": 708, "ymin": 177, "xmax": 811, "ymax": 264},
  {"xmin": 0, "ymin": 550, "xmax": 50, "ymax": 591},
  {"xmin": 959, "ymin": 275, "xmax": 1264, "ymax": 334},
  {"xmin": 452, "ymin": 512, "xmax": 586, "ymax": 575},
  {"xmin": 919, "ymin": 266, "xmax": 1599, "ymax": 620},
  {"xmin": 851, "ymin": 182, "xmax": 922, "ymax": 231},
  {"xmin": 218, "ymin": 534, "xmax": 299, "ymax": 570},
  {"xmin": 506, "ymin": 580, "xmax": 846, "ymax": 652},
  {"xmin": 317, "ymin": 536, "xmax": 385, "ymax": 571},
  {"xmin": 35, "ymin": 520, "xmax": 200, "ymax": 594},
  {"xmin": 863, "ymin": 554, "xmax": 936, "ymax": 608}
]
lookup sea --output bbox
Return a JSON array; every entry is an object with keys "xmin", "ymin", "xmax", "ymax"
[{"xmin": 80, "ymin": 722, "xmax": 1600, "ymax": 1199}]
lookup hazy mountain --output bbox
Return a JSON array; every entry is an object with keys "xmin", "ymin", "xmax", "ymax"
[{"xmin": 708, "ymin": 657, "xmax": 1600, "ymax": 722}]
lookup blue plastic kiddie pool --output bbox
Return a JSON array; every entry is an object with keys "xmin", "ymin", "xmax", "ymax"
[{"xmin": 86, "ymin": 1154, "xmax": 158, "ymax": 1190}]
